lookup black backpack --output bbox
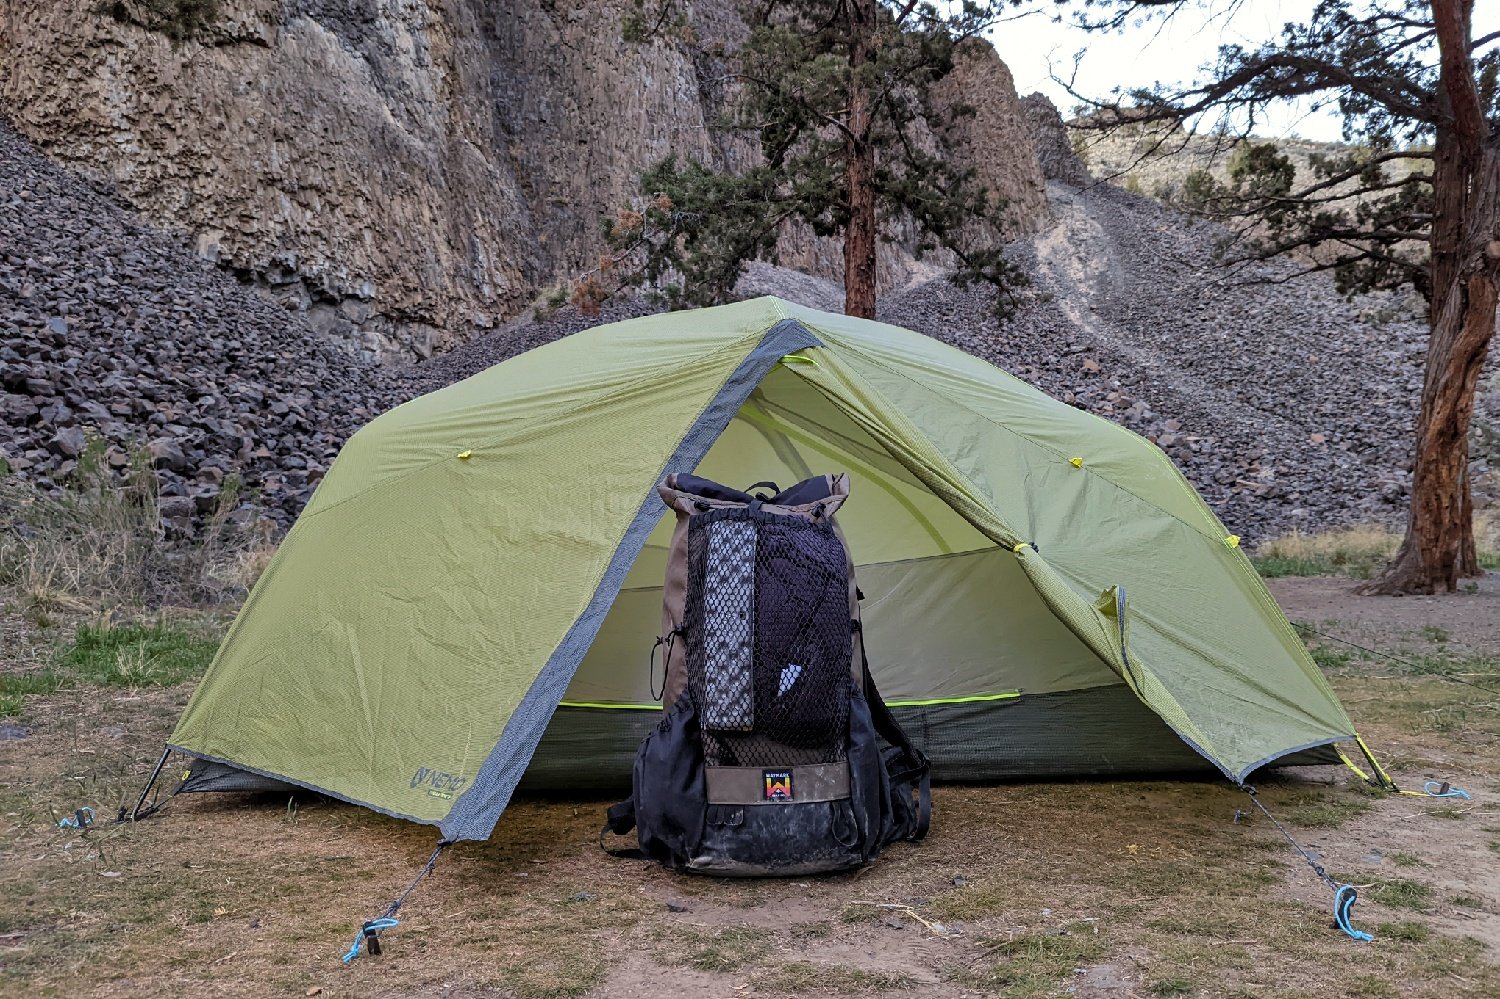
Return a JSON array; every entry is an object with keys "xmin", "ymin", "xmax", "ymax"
[{"xmin": 602, "ymin": 473, "xmax": 930, "ymax": 875}]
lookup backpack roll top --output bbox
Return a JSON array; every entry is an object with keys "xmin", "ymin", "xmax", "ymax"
[{"xmin": 603, "ymin": 473, "xmax": 931, "ymax": 876}]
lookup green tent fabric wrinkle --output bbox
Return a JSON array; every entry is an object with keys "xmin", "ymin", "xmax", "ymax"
[{"xmin": 168, "ymin": 297, "xmax": 1362, "ymax": 842}]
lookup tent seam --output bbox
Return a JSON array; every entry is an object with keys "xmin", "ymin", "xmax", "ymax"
[{"xmin": 437, "ymin": 319, "xmax": 822, "ymax": 841}]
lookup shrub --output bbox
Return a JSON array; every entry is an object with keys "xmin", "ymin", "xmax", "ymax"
[{"xmin": 96, "ymin": 0, "xmax": 220, "ymax": 42}]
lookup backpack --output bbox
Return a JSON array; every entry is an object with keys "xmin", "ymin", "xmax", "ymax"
[{"xmin": 601, "ymin": 472, "xmax": 931, "ymax": 875}]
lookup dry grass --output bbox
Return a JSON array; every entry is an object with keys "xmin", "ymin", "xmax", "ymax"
[
  {"xmin": 0, "ymin": 446, "xmax": 276, "ymax": 617},
  {"xmin": 3, "ymin": 479, "xmax": 1499, "ymax": 995},
  {"xmin": 3, "ymin": 662, "xmax": 1497, "ymax": 998},
  {"xmin": 1253, "ymin": 520, "xmax": 1500, "ymax": 579}
]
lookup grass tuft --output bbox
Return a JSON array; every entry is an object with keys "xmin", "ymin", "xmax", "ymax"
[
  {"xmin": 1358, "ymin": 878, "xmax": 1435, "ymax": 912},
  {"xmin": 60, "ymin": 621, "xmax": 220, "ymax": 687},
  {"xmin": 1252, "ymin": 524, "xmax": 1404, "ymax": 579},
  {"xmin": 754, "ymin": 961, "xmax": 915, "ymax": 993},
  {"xmin": 964, "ymin": 922, "xmax": 1106, "ymax": 997},
  {"xmin": 1375, "ymin": 921, "xmax": 1430, "ymax": 942},
  {"xmin": 0, "ymin": 620, "xmax": 219, "ymax": 717},
  {"xmin": 1253, "ymin": 521, "xmax": 1500, "ymax": 578}
]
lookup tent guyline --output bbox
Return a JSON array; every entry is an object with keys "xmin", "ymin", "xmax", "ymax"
[
  {"xmin": 137, "ymin": 297, "xmax": 1443, "ymax": 950},
  {"xmin": 1240, "ymin": 786, "xmax": 1373, "ymax": 942},
  {"xmin": 342, "ymin": 842, "xmax": 450, "ymax": 964},
  {"xmin": 1292, "ymin": 623, "xmax": 1500, "ymax": 697}
]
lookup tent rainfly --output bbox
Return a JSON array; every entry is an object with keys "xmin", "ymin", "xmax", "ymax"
[{"xmin": 163, "ymin": 297, "xmax": 1370, "ymax": 844}]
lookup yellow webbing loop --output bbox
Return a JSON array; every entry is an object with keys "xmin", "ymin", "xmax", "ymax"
[
  {"xmin": 457, "ymin": 450, "xmax": 472, "ymax": 460},
  {"xmin": 1012, "ymin": 541, "xmax": 1030, "ymax": 554},
  {"xmin": 781, "ymin": 353, "xmax": 818, "ymax": 366},
  {"xmin": 1335, "ymin": 745, "xmax": 1375, "ymax": 784},
  {"xmin": 1223, "ymin": 535, "xmax": 1241, "ymax": 548},
  {"xmin": 1069, "ymin": 457, "xmax": 1084, "ymax": 468}
]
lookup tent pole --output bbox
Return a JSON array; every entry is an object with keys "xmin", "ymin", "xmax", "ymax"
[{"xmin": 129, "ymin": 746, "xmax": 171, "ymax": 822}]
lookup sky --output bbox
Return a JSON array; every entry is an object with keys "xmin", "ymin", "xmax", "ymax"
[{"xmin": 988, "ymin": 1, "xmax": 1500, "ymax": 142}]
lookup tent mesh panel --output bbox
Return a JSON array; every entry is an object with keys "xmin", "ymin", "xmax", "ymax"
[{"xmin": 686, "ymin": 509, "xmax": 852, "ymax": 768}]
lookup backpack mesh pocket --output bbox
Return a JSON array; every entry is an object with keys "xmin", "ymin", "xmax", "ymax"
[{"xmin": 685, "ymin": 508, "xmax": 852, "ymax": 767}]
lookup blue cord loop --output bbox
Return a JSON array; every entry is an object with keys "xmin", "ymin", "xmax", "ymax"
[
  {"xmin": 1422, "ymin": 780, "xmax": 1471, "ymax": 799},
  {"xmin": 341, "ymin": 917, "xmax": 400, "ymax": 964},
  {"xmin": 1334, "ymin": 884, "xmax": 1374, "ymax": 942},
  {"xmin": 57, "ymin": 806, "xmax": 95, "ymax": 830}
]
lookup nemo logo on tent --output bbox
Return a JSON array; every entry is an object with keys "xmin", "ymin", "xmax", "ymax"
[
  {"xmin": 762, "ymin": 770, "xmax": 794, "ymax": 801},
  {"xmin": 411, "ymin": 767, "xmax": 467, "ymax": 798}
]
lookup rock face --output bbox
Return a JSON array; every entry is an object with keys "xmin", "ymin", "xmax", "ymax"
[
  {"xmin": 1, "ymin": 0, "xmax": 1048, "ymax": 360},
  {"xmin": 3, "ymin": 105, "xmax": 1495, "ymax": 544},
  {"xmin": 937, "ymin": 48, "xmax": 1052, "ymax": 227},
  {"xmin": 1021, "ymin": 93, "xmax": 1091, "ymax": 186}
]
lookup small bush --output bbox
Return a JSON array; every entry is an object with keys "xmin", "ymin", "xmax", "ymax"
[
  {"xmin": 1180, "ymin": 169, "xmax": 1219, "ymax": 209},
  {"xmin": 96, "ymin": 0, "xmax": 220, "ymax": 41}
]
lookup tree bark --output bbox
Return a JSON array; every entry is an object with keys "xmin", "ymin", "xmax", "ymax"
[
  {"xmin": 1369, "ymin": 263, "xmax": 1497, "ymax": 593},
  {"xmin": 1366, "ymin": 0, "xmax": 1496, "ymax": 595},
  {"xmin": 843, "ymin": 0, "xmax": 878, "ymax": 319}
]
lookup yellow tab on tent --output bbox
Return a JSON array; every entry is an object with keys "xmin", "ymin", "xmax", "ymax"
[
  {"xmin": 1069, "ymin": 457, "xmax": 1084, "ymax": 468},
  {"xmin": 780, "ymin": 352, "xmax": 818, "ymax": 366},
  {"xmin": 1012, "ymin": 541, "xmax": 1030, "ymax": 553},
  {"xmin": 457, "ymin": 450, "xmax": 473, "ymax": 460},
  {"xmin": 1223, "ymin": 534, "xmax": 1240, "ymax": 549}
]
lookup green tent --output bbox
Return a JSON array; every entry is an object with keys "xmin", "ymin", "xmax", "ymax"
[{"xmin": 167, "ymin": 297, "xmax": 1363, "ymax": 843}]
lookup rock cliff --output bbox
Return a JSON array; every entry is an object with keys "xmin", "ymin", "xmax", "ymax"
[{"xmin": 1, "ymin": 0, "xmax": 1048, "ymax": 360}]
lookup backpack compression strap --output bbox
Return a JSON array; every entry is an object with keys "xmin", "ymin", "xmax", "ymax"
[
  {"xmin": 599, "ymin": 799, "xmax": 647, "ymax": 859},
  {"xmin": 859, "ymin": 648, "xmax": 932, "ymax": 841}
]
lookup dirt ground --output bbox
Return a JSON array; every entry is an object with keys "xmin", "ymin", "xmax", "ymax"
[{"xmin": 2, "ymin": 576, "xmax": 1498, "ymax": 998}]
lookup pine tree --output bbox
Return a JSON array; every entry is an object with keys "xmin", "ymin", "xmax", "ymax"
[{"xmin": 599, "ymin": 0, "xmax": 1028, "ymax": 320}]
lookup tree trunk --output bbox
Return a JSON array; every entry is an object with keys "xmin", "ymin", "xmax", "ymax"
[
  {"xmin": 1366, "ymin": 0, "xmax": 1496, "ymax": 595},
  {"xmin": 1368, "ymin": 265, "xmax": 1497, "ymax": 593},
  {"xmin": 843, "ymin": 0, "xmax": 878, "ymax": 319},
  {"xmin": 1366, "ymin": 155, "xmax": 1498, "ymax": 594}
]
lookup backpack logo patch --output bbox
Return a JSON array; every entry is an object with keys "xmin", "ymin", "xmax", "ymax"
[{"xmin": 763, "ymin": 769, "xmax": 794, "ymax": 802}]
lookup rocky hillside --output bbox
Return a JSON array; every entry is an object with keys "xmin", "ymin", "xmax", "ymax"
[
  {"xmin": 393, "ymin": 185, "xmax": 1500, "ymax": 545},
  {"xmin": 0, "ymin": 0, "xmax": 1047, "ymax": 361},
  {"xmin": 0, "ymin": 120, "xmax": 399, "ymax": 528},
  {"xmin": 3, "ymin": 98, "xmax": 1495, "ymax": 545}
]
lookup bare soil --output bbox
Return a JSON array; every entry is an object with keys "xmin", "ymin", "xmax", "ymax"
[
  {"xmin": 1268, "ymin": 573, "xmax": 1500, "ymax": 656},
  {"xmin": 3, "ymin": 577, "xmax": 1499, "ymax": 998}
]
